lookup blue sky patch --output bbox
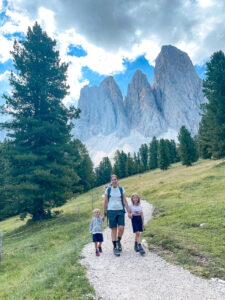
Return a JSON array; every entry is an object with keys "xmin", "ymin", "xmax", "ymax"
[
  {"xmin": 194, "ymin": 64, "xmax": 206, "ymax": 79},
  {"xmin": 67, "ymin": 45, "xmax": 87, "ymax": 57},
  {"xmin": 0, "ymin": 59, "xmax": 13, "ymax": 74},
  {"xmin": 114, "ymin": 55, "xmax": 154, "ymax": 96},
  {"xmin": 81, "ymin": 66, "xmax": 106, "ymax": 86}
]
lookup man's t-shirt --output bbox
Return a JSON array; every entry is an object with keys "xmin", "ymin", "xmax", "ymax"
[{"xmin": 105, "ymin": 186, "xmax": 125, "ymax": 210}]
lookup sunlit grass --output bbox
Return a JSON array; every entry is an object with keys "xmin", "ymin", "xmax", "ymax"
[
  {"xmin": 0, "ymin": 187, "xmax": 105, "ymax": 300},
  {"xmin": 0, "ymin": 159, "xmax": 224, "ymax": 299},
  {"xmin": 120, "ymin": 159, "xmax": 225, "ymax": 279}
]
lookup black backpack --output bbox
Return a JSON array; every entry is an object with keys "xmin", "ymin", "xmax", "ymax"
[{"xmin": 107, "ymin": 184, "xmax": 125, "ymax": 213}]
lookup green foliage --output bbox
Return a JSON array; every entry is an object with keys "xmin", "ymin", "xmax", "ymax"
[
  {"xmin": 199, "ymin": 50, "xmax": 225, "ymax": 159},
  {"xmin": 0, "ymin": 23, "xmax": 80, "ymax": 221},
  {"xmin": 149, "ymin": 136, "xmax": 158, "ymax": 169},
  {"xmin": 0, "ymin": 187, "xmax": 104, "ymax": 299},
  {"xmin": 113, "ymin": 150, "xmax": 127, "ymax": 178},
  {"xmin": 120, "ymin": 159, "xmax": 225, "ymax": 279},
  {"xmin": 178, "ymin": 126, "xmax": 198, "ymax": 166},
  {"xmin": 139, "ymin": 143, "xmax": 148, "ymax": 171},
  {"xmin": 95, "ymin": 156, "xmax": 112, "ymax": 185},
  {"xmin": 69, "ymin": 139, "xmax": 95, "ymax": 193},
  {"xmin": 158, "ymin": 139, "xmax": 170, "ymax": 170},
  {"xmin": 125, "ymin": 152, "xmax": 136, "ymax": 176}
]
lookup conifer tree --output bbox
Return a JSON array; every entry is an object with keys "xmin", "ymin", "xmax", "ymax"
[
  {"xmin": 0, "ymin": 23, "xmax": 80, "ymax": 220},
  {"xmin": 139, "ymin": 143, "xmax": 148, "ymax": 171},
  {"xmin": 95, "ymin": 156, "xmax": 112, "ymax": 186},
  {"xmin": 125, "ymin": 152, "xmax": 135, "ymax": 176},
  {"xmin": 198, "ymin": 50, "xmax": 225, "ymax": 159},
  {"xmin": 178, "ymin": 126, "xmax": 198, "ymax": 166},
  {"xmin": 149, "ymin": 136, "xmax": 158, "ymax": 170},
  {"xmin": 158, "ymin": 139, "xmax": 170, "ymax": 170},
  {"xmin": 133, "ymin": 152, "xmax": 139, "ymax": 174},
  {"xmin": 69, "ymin": 139, "xmax": 94, "ymax": 192},
  {"xmin": 170, "ymin": 139, "xmax": 180, "ymax": 163},
  {"xmin": 113, "ymin": 150, "xmax": 127, "ymax": 178}
]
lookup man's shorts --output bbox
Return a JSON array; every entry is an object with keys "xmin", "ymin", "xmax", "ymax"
[{"xmin": 107, "ymin": 210, "xmax": 125, "ymax": 228}]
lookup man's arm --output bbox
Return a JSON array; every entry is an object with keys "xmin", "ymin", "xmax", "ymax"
[
  {"xmin": 102, "ymin": 194, "xmax": 108, "ymax": 221},
  {"xmin": 122, "ymin": 193, "xmax": 132, "ymax": 218}
]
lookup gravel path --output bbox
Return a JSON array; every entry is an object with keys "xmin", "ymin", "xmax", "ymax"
[{"xmin": 80, "ymin": 200, "xmax": 225, "ymax": 300}]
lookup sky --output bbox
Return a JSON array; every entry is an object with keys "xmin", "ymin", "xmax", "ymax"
[{"xmin": 0, "ymin": 0, "xmax": 225, "ymax": 106}]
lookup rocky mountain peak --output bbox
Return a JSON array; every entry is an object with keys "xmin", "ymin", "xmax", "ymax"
[
  {"xmin": 131, "ymin": 69, "xmax": 150, "ymax": 90},
  {"xmin": 100, "ymin": 76, "xmax": 123, "ymax": 104},
  {"xmin": 153, "ymin": 45, "xmax": 205, "ymax": 133}
]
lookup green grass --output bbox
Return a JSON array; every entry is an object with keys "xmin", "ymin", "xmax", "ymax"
[
  {"xmin": 0, "ymin": 188, "xmax": 105, "ymax": 300},
  {"xmin": 120, "ymin": 159, "xmax": 225, "ymax": 279},
  {"xmin": 0, "ymin": 159, "xmax": 224, "ymax": 299}
]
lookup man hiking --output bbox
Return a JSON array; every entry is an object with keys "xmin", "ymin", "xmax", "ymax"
[{"xmin": 102, "ymin": 174, "xmax": 132, "ymax": 256}]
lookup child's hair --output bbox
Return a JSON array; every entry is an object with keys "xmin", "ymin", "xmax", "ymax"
[
  {"xmin": 131, "ymin": 193, "xmax": 140, "ymax": 205},
  {"xmin": 93, "ymin": 208, "xmax": 100, "ymax": 215},
  {"xmin": 111, "ymin": 174, "xmax": 118, "ymax": 180}
]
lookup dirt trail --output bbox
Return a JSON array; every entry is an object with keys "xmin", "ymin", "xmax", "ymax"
[{"xmin": 80, "ymin": 199, "xmax": 225, "ymax": 300}]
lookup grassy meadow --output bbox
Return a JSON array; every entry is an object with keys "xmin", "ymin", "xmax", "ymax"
[
  {"xmin": 120, "ymin": 159, "xmax": 225, "ymax": 279},
  {"xmin": 0, "ymin": 158, "xmax": 224, "ymax": 299}
]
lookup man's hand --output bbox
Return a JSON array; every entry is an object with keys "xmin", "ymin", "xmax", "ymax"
[
  {"xmin": 102, "ymin": 216, "xmax": 105, "ymax": 222},
  {"xmin": 128, "ymin": 213, "xmax": 133, "ymax": 219}
]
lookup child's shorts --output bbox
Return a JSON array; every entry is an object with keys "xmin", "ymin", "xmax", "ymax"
[
  {"xmin": 131, "ymin": 215, "xmax": 143, "ymax": 233},
  {"xmin": 92, "ymin": 233, "xmax": 103, "ymax": 242}
]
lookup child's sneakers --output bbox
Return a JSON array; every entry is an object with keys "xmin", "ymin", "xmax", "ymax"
[
  {"xmin": 95, "ymin": 249, "xmax": 100, "ymax": 256},
  {"xmin": 139, "ymin": 244, "xmax": 145, "ymax": 256},
  {"xmin": 98, "ymin": 245, "xmax": 102, "ymax": 253}
]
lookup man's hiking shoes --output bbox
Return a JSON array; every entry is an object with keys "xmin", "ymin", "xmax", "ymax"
[
  {"xmin": 134, "ymin": 243, "xmax": 139, "ymax": 252},
  {"xmin": 139, "ymin": 245, "xmax": 145, "ymax": 256},
  {"xmin": 95, "ymin": 249, "xmax": 100, "ymax": 256},
  {"xmin": 113, "ymin": 247, "xmax": 120, "ymax": 256},
  {"xmin": 98, "ymin": 246, "xmax": 102, "ymax": 253},
  {"xmin": 117, "ymin": 240, "xmax": 122, "ymax": 252}
]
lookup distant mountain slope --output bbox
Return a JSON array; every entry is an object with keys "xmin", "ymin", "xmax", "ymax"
[{"xmin": 73, "ymin": 45, "xmax": 206, "ymax": 165}]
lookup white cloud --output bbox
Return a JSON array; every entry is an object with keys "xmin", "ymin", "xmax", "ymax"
[
  {"xmin": 0, "ymin": 70, "xmax": 11, "ymax": 99},
  {"xmin": 37, "ymin": 7, "xmax": 56, "ymax": 37},
  {"xmin": 2, "ymin": 0, "xmax": 225, "ymax": 103},
  {"xmin": 0, "ymin": 0, "xmax": 3, "ymax": 11},
  {"xmin": 0, "ymin": 36, "xmax": 13, "ymax": 63}
]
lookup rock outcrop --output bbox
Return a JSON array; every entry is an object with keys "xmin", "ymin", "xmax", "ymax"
[
  {"xmin": 124, "ymin": 70, "xmax": 167, "ymax": 137},
  {"xmin": 73, "ymin": 76, "xmax": 129, "ymax": 141},
  {"xmin": 73, "ymin": 45, "xmax": 206, "ymax": 164},
  {"xmin": 153, "ymin": 45, "xmax": 205, "ymax": 134}
]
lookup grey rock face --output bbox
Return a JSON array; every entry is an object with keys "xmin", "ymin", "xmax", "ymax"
[
  {"xmin": 153, "ymin": 45, "xmax": 206, "ymax": 134},
  {"xmin": 124, "ymin": 70, "xmax": 167, "ymax": 137},
  {"xmin": 73, "ymin": 76, "xmax": 129, "ymax": 141},
  {"xmin": 73, "ymin": 44, "xmax": 206, "ymax": 156}
]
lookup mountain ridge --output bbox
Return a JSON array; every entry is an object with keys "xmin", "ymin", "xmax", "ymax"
[{"xmin": 73, "ymin": 45, "xmax": 206, "ymax": 164}]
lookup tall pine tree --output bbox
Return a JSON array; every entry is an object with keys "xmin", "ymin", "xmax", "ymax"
[
  {"xmin": 139, "ymin": 143, "xmax": 149, "ymax": 171},
  {"xmin": 158, "ymin": 139, "xmax": 170, "ymax": 170},
  {"xmin": 178, "ymin": 126, "xmax": 198, "ymax": 166},
  {"xmin": 0, "ymin": 23, "xmax": 80, "ymax": 220},
  {"xmin": 95, "ymin": 156, "xmax": 112, "ymax": 186},
  {"xmin": 198, "ymin": 50, "xmax": 225, "ymax": 159},
  {"xmin": 149, "ymin": 136, "xmax": 158, "ymax": 170}
]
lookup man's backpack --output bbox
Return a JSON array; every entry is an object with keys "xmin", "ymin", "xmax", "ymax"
[{"xmin": 107, "ymin": 184, "xmax": 125, "ymax": 213}]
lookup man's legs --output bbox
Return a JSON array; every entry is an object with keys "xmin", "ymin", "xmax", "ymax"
[
  {"xmin": 118, "ymin": 225, "xmax": 124, "ymax": 239},
  {"xmin": 111, "ymin": 227, "xmax": 120, "ymax": 256}
]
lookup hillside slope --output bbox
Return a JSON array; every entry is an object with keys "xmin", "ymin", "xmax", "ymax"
[{"xmin": 0, "ymin": 159, "xmax": 224, "ymax": 299}]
